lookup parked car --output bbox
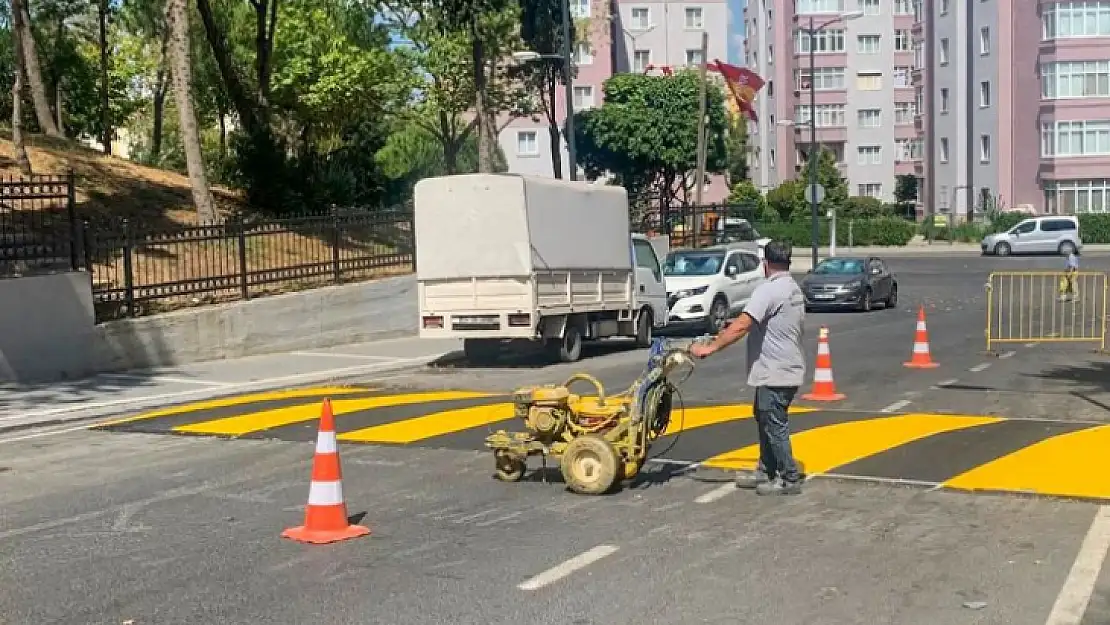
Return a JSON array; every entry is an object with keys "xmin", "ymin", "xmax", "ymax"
[
  {"xmin": 980, "ymin": 215, "xmax": 1081, "ymax": 256},
  {"xmin": 663, "ymin": 243, "xmax": 766, "ymax": 333},
  {"xmin": 801, "ymin": 256, "xmax": 898, "ymax": 313}
]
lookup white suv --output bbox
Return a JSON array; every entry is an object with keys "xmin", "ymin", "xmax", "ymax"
[
  {"xmin": 663, "ymin": 245, "xmax": 766, "ymax": 333},
  {"xmin": 980, "ymin": 215, "xmax": 1082, "ymax": 256}
]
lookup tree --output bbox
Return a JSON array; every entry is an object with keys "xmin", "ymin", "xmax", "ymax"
[
  {"xmin": 725, "ymin": 113, "xmax": 749, "ymax": 186},
  {"xmin": 98, "ymin": 0, "xmax": 111, "ymax": 153},
  {"xmin": 513, "ymin": 0, "xmax": 576, "ymax": 179},
  {"xmin": 573, "ymin": 70, "xmax": 729, "ymax": 208},
  {"xmin": 12, "ymin": 0, "xmax": 61, "ymax": 136},
  {"xmin": 766, "ymin": 180, "xmax": 802, "ymax": 222},
  {"xmin": 11, "ymin": 20, "xmax": 32, "ymax": 174},
  {"xmin": 894, "ymin": 174, "xmax": 918, "ymax": 218},
  {"xmin": 727, "ymin": 179, "xmax": 764, "ymax": 211},
  {"xmin": 165, "ymin": 0, "xmax": 217, "ymax": 222},
  {"xmin": 794, "ymin": 146, "xmax": 847, "ymax": 220}
]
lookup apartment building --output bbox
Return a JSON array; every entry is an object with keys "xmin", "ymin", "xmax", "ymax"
[
  {"xmin": 501, "ymin": 0, "xmax": 732, "ymax": 203},
  {"xmin": 746, "ymin": 0, "xmax": 922, "ymax": 202},
  {"xmin": 919, "ymin": 0, "xmax": 1110, "ymax": 220}
]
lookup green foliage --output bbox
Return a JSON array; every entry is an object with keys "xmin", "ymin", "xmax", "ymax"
[
  {"xmin": 842, "ymin": 196, "xmax": 891, "ymax": 219},
  {"xmin": 794, "ymin": 147, "xmax": 848, "ymax": 218},
  {"xmin": 759, "ymin": 217, "xmax": 917, "ymax": 247},
  {"xmin": 727, "ymin": 179, "xmax": 764, "ymax": 210},
  {"xmin": 725, "ymin": 114, "xmax": 749, "ymax": 185},
  {"xmin": 572, "ymin": 70, "xmax": 729, "ymax": 205},
  {"xmin": 766, "ymin": 180, "xmax": 803, "ymax": 221}
]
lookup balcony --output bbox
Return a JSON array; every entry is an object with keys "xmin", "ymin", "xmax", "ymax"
[{"xmin": 914, "ymin": 114, "xmax": 925, "ymax": 132}]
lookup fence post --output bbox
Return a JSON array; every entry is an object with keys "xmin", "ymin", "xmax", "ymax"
[
  {"xmin": 121, "ymin": 219, "xmax": 136, "ymax": 318},
  {"xmin": 66, "ymin": 170, "xmax": 79, "ymax": 270},
  {"xmin": 81, "ymin": 219, "xmax": 92, "ymax": 277},
  {"xmin": 331, "ymin": 207, "xmax": 341, "ymax": 284},
  {"xmin": 236, "ymin": 216, "xmax": 249, "ymax": 301}
]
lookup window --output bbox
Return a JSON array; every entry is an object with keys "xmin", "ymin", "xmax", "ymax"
[
  {"xmin": 940, "ymin": 0, "xmax": 949, "ymax": 14},
  {"xmin": 895, "ymin": 102, "xmax": 917, "ymax": 124},
  {"xmin": 857, "ymin": 108, "xmax": 882, "ymax": 128},
  {"xmin": 570, "ymin": 0, "xmax": 590, "ymax": 18},
  {"xmin": 980, "ymin": 27, "xmax": 991, "ymax": 54},
  {"xmin": 857, "ymin": 145, "xmax": 882, "ymax": 165},
  {"xmin": 939, "ymin": 137, "xmax": 949, "ymax": 162},
  {"xmin": 769, "ymin": 148, "xmax": 776, "ymax": 167},
  {"xmin": 1041, "ymin": 120, "xmax": 1110, "ymax": 156},
  {"xmin": 573, "ymin": 85, "xmax": 595, "ymax": 109},
  {"xmin": 633, "ymin": 50, "xmax": 651, "ymax": 72},
  {"xmin": 632, "ymin": 239, "xmax": 661, "ymax": 278},
  {"xmin": 1041, "ymin": 61, "xmax": 1110, "ymax": 99},
  {"xmin": 939, "ymin": 38, "xmax": 949, "ymax": 64},
  {"xmin": 914, "ymin": 41, "xmax": 925, "ymax": 68},
  {"xmin": 794, "ymin": 29, "xmax": 846, "ymax": 53},
  {"xmin": 856, "ymin": 72, "xmax": 882, "ymax": 91},
  {"xmin": 940, "ymin": 88, "xmax": 950, "ymax": 113},
  {"xmin": 630, "ymin": 7, "xmax": 650, "ymax": 29},
  {"xmin": 1044, "ymin": 180, "xmax": 1110, "ymax": 214},
  {"xmin": 795, "ymin": 0, "xmax": 843, "ymax": 13},
  {"xmin": 894, "ymin": 66, "xmax": 911, "ymax": 88},
  {"xmin": 980, "ymin": 81, "xmax": 992, "ymax": 107},
  {"xmin": 516, "ymin": 131, "xmax": 538, "ymax": 156},
  {"xmin": 980, "ymin": 135, "xmax": 991, "ymax": 162},
  {"xmin": 794, "ymin": 104, "xmax": 847, "ymax": 127},
  {"xmin": 894, "ymin": 30, "xmax": 912, "ymax": 52},
  {"xmin": 685, "ymin": 6, "xmax": 703, "ymax": 29},
  {"xmin": 857, "ymin": 183, "xmax": 883, "ymax": 198},
  {"xmin": 1041, "ymin": 218, "xmax": 1078, "ymax": 232},
  {"xmin": 1043, "ymin": 2, "xmax": 1110, "ymax": 40},
  {"xmin": 861, "ymin": 0, "xmax": 879, "ymax": 15},
  {"xmin": 894, "ymin": 0, "xmax": 914, "ymax": 15},
  {"xmin": 795, "ymin": 67, "xmax": 846, "ymax": 90},
  {"xmin": 573, "ymin": 42, "xmax": 593, "ymax": 65},
  {"xmin": 686, "ymin": 49, "xmax": 705, "ymax": 66},
  {"xmin": 857, "ymin": 35, "xmax": 881, "ymax": 54},
  {"xmin": 895, "ymin": 138, "xmax": 923, "ymax": 161}
]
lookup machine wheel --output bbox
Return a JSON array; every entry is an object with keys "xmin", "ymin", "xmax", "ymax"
[
  {"xmin": 493, "ymin": 452, "xmax": 526, "ymax": 482},
  {"xmin": 551, "ymin": 324, "xmax": 583, "ymax": 363},
  {"xmin": 634, "ymin": 308, "xmax": 654, "ymax": 348},
  {"xmin": 560, "ymin": 434, "xmax": 620, "ymax": 495},
  {"xmin": 994, "ymin": 242, "xmax": 1012, "ymax": 256},
  {"xmin": 706, "ymin": 296, "xmax": 729, "ymax": 333},
  {"xmin": 885, "ymin": 283, "xmax": 899, "ymax": 309},
  {"xmin": 464, "ymin": 339, "xmax": 501, "ymax": 364},
  {"xmin": 1059, "ymin": 241, "xmax": 1077, "ymax": 256}
]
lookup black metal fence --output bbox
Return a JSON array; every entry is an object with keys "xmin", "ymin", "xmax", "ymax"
[
  {"xmin": 633, "ymin": 201, "xmax": 761, "ymax": 248},
  {"xmin": 1, "ymin": 173, "xmax": 415, "ymax": 322}
]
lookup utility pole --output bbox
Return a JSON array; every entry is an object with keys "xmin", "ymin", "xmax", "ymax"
[
  {"xmin": 807, "ymin": 16, "xmax": 819, "ymax": 270},
  {"xmin": 561, "ymin": 0, "xmax": 577, "ymax": 180},
  {"xmin": 693, "ymin": 31, "xmax": 709, "ymax": 246}
]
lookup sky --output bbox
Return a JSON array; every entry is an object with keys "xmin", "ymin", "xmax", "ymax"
[{"xmin": 728, "ymin": 0, "xmax": 746, "ymax": 65}]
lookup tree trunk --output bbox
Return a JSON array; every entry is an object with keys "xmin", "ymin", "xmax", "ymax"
[
  {"xmin": 469, "ymin": 22, "xmax": 494, "ymax": 173},
  {"xmin": 151, "ymin": 30, "xmax": 170, "ymax": 158},
  {"xmin": 166, "ymin": 0, "xmax": 218, "ymax": 224},
  {"xmin": 52, "ymin": 15, "xmax": 65, "ymax": 135},
  {"xmin": 195, "ymin": 0, "xmax": 262, "ymax": 134},
  {"xmin": 546, "ymin": 76, "xmax": 562, "ymax": 179},
  {"xmin": 11, "ymin": 26, "xmax": 33, "ymax": 175},
  {"xmin": 12, "ymin": 0, "xmax": 61, "ymax": 137},
  {"xmin": 98, "ymin": 0, "xmax": 111, "ymax": 154},
  {"xmin": 54, "ymin": 80, "xmax": 64, "ymax": 136},
  {"xmin": 251, "ymin": 0, "xmax": 278, "ymax": 105}
]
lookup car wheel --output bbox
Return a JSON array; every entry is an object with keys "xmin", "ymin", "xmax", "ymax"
[
  {"xmin": 885, "ymin": 284, "xmax": 898, "ymax": 309},
  {"xmin": 707, "ymin": 296, "xmax": 729, "ymax": 333},
  {"xmin": 634, "ymin": 308, "xmax": 653, "ymax": 348},
  {"xmin": 1059, "ymin": 241, "xmax": 1077, "ymax": 256},
  {"xmin": 858, "ymin": 289, "xmax": 873, "ymax": 313},
  {"xmin": 994, "ymin": 242, "xmax": 1012, "ymax": 256}
]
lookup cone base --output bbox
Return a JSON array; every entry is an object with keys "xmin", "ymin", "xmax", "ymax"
[
  {"xmin": 802, "ymin": 392, "xmax": 846, "ymax": 401},
  {"xmin": 903, "ymin": 361, "xmax": 940, "ymax": 369},
  {"xmin": 281, "ymin": 523, "xmax": 371, "ymax": 545}
]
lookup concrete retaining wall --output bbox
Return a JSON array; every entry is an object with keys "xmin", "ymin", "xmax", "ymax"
[{"xmin": 0, "ymin": 272, "xmax": 418, "ymax": 383}]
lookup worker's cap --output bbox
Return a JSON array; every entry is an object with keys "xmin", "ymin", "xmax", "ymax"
[{"xmin": 764, "ymin": 240, "xmax": 792, "ymax": 267}]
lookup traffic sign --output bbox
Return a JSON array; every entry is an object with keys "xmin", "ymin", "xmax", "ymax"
[{"xmin": 804, "ymin": 183, "xmax": 826, "ymax": 204}]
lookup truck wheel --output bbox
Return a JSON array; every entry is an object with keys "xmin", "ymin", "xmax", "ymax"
[
  {"xmin": 550, "ymin": 325, "xmax": 583, "ymax": 363},
  {"xmin": 463, "ymin": 339, "xmax": 500, "ymax": 364},
  {"xmin": 634, "ymin": 308, "xmax": 653, "ymax": 348}
]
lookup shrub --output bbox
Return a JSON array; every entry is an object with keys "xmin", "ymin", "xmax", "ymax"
[{"xmin": 757, "ymin": 217, "xmax": 916, "ymax": 246}]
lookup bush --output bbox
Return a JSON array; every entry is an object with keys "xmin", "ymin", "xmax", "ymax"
[
  {"xmin": 843, "ymin": 196, "xmax": 886, "ymax": 219},
  {"xmin": 757, "ymin": 217, "xmax": 916, "ymax": 247},
  {"xmin": 1080, "ymin": 214, "xmax": 1110, "ymax": 243}
]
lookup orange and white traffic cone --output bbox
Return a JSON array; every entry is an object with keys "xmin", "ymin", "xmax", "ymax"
[
  {"xmin": 904, "ymin": 306, "xmax": 940, "ymax": 369},
  {"xmin": 802, "ymin": 326, "xmax": 845, "ymax": 401},
  {"xmin": 281, "ymin": 398, "xmax": 371, "ymax": 545}
]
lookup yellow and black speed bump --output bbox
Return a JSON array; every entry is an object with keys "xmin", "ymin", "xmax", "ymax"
[{"xmin": 93, "ymin": 387, "xmax": 1110, "ymax": 503}]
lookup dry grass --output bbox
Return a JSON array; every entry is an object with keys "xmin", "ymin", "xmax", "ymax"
[{"xmin": 0, "ymin": 132, "xmax": 413, "ymax": 319}]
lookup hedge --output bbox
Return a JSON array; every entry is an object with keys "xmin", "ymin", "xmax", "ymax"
[
  {"xmin": 757, "ymin": 217, "xmax": 916, "ymax": 247},
  {"xmin": 918, "ymin": 213, "xmax": 1110, "ymax": 244}
]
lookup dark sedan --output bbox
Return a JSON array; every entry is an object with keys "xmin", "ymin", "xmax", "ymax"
[{"xmin": 801, "ymin": 256, "xmax": 898, "ymax": 312}]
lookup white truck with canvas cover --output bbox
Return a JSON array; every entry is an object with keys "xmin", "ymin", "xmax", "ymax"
[{"xmin": 414, "ymin": 173, "xmax": 668, "ymax": 363}]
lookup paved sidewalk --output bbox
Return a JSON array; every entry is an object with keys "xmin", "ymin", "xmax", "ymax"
[{"xmin": 0, "ymin": 336, "xmax": 462, "ymax": 433}]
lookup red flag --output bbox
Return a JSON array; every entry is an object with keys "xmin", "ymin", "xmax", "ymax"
[{"xmin": 709, "ymin": 60, "xmax": 765, "ymax": 122}]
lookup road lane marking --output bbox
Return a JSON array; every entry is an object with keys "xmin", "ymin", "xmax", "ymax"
[
  {"xmin": 702, "ymin": 414, "xmax": 1003, "ymax": 475},
  {"xmin": 173, "ymin": 391, "xmax": 496, "ymax": 437},
  {"xmin": 291, "ymin": 351, "xmax": 395, "ymax": 361},
  {"xmin": 98, "ymin": 373, "xmax": 234, "ymax": 387},
  {"xmin": 881, "ymin": 400, "xmax": 913, "ymax": 413},
  {"xmin": 932, "ymin": 378, "xmax": 960, "ymax": 389},
  {"xmin": 338, "ymin": 402, "xmax": 515, "ymax": 444},
  {"xmin": 969, "ymin": 363, "xmax": 992, "ymax": 372},
  {"xmin": 1044, "ymin": 506, "xmax": 1110, "ymax": 625},
  {"xmin": 661, "ymin": 404, "xmax": 815, "ymax": 436},
  {"xmin": 999, "ymin": 350, "xmax": 1017, "ymax": 359},
  {"xmin": 944, "ymin": 425, "xmax": 1110, "ymax": 500},
  {"xmin": 1025, "ymin": 342, "xmax": 1038, "ymax": 348},
  {"xmin": 695, "ymin": 484, "xmax": 736, "ymax": 504},
  {"xmin": 96, "ymin": 387, "xmax": 372, "ymax": 427},
  {"xmin": 518, "ymin": 545, "xmax": 620, "ymax": 591}
]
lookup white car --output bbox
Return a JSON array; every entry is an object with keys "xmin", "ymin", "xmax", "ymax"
[{"xmin": 663, "ymin": 244, "xmax": 766, "ymax": 333}]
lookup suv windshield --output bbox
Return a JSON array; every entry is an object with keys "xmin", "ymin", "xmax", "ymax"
[
  {"xmin": 812, "ymin": 258, "xmax": 866, "ymax": 275},
  {"xmin": 664, "ymin": 251, "xmax": 726, "ymax": 276}
]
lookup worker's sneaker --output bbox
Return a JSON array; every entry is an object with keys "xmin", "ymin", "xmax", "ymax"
[
  {"xmin": 755, "ymin": 477, "xmax": 803, "ymax": 496},
  {"xmin": 734, "ymin": 469, "xmax": 771, "ymax": 489}
]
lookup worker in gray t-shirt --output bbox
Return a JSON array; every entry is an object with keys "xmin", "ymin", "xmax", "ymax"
[{"xmin": 691, "ymin": 240, "xmax": 806, "ymax": 496}]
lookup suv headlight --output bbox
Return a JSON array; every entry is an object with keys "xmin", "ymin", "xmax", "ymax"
[{"xmin": 674, "ymin": 286, "xmax": 709, "ymax": 299}]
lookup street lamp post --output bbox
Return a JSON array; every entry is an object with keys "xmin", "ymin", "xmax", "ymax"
[{"xmin": 797, "ymin": 11, "xmax": 862, "ymax": 268}]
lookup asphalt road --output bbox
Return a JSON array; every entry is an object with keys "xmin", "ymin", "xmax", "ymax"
[{"xmin": 3, "ymin": 251, "xmax": 1110, "ymax": 624}]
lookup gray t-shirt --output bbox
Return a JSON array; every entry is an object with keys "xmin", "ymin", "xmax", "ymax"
[{"xmin": 742, "ymin": 271, "xmax": 806, "ymax": 388}]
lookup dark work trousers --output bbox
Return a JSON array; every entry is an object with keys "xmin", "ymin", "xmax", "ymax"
[{"xmin": 753, "ymin": 385, "xmax": 802, "ymax": 483}]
